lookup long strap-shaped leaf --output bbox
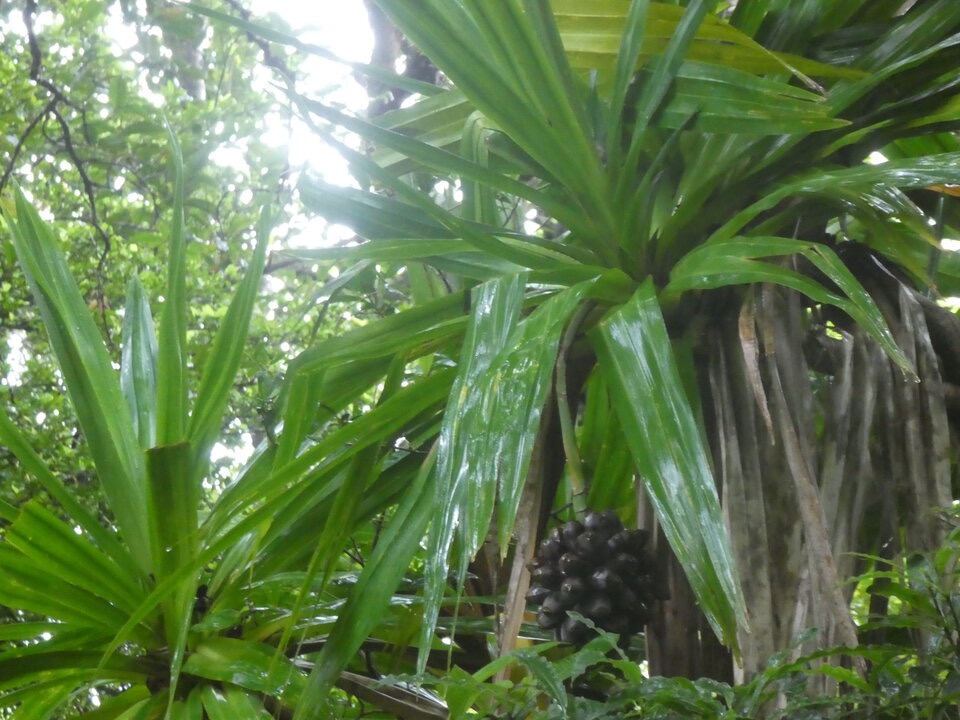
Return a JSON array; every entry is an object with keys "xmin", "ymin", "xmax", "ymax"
[
  {"xmin": 187, "ymin": 206, "xmax": 272, "ymax": 483},
  {"xmin": 667, "ymin": 236, "xmax": 914, "ymax": 376},
  {"xmin": 145, "ymin": 441, "xmax": 199, "ymax": 712},
  {"xmin": 156, "ymin": 120, "xmax": 189, "ymax": 445},
  {"xmin": 376, "ymin": 0, "xmax": 616, "ymax": 250},
  {"xmin": 592, "ymin": 279, "xmax": 746, "ymax": 655},
  {"xmin": 419, "ymin": 276, "xmax": 596, "ymax": 673},
  {"xmin": 293, "ymin": 447, "xmax": 438, "ymax": 718},
  {"xmin": 0, "ymin": 408, "xmax": 137, "ymax": 577},
  {"xmin": 3, "ymin": 188, "xmax": 150, "ymax": 574},
  {"xmin": 121, "ymin": 276, "xmax": 158, "ymax": 451},
  {"xmin": 419, "ymin": 274, "xmax": 525, "ymax": 670}
]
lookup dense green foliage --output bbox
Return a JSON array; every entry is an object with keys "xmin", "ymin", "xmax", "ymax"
[
  {"xmin": 0, "ymin": 0, "xmax": 323, "ymax": 515},
  {"xmin": 2, "ymin": 0, "xmax": 960, "ymax": 718}
]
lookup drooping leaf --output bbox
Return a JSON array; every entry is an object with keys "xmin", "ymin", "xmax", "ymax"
[
  {"xmin": 418, "ymin": 274, "xmax": 526, "ymax": 672},
  {"xmin": 417, "ymin": 275, "xmax": 596, "ymax": 672},
  {"xmin": 592, "ymin": 279, "xmax": 746, "ymax": 654},
  {"xmin": 667, "ymin": 236, "xmax": 913, "ymax": 375},
  {"xmin": 295, "ymin": 446, "xmax": 437, "ymax": 716}
]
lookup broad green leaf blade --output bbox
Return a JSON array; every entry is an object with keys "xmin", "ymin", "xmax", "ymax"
[
  {"xmin": 283, "ymin": 292, "xmax": 469, "ymax": 378},
  {"xmin": 295, "ymin": 446, "xmax": 436, "ymax": 718},
  {"xmin": 121, "ymin": 276, "xmax": 158, "ymax": 451},
  {"xmin": 297, "ymin": 176, "xmax": 453, "ymax": 240},
  {"xmin": 655, "ymin": 61, "xmax": 847, "ymax": 134},
  {"xmin": 209, "ymin": 368, "xmax": 452, "ymax": 553},
  {"xmin": 667, "ymin": 236, "xmax": 914, "ymax": 376},
  {"xmin": 417, "ymin": 277, "xmax": 595, "ymax": 673},
  {"xmin": 615, "ymin": 0, "xmax": 710, "ymax": 208},
  {"xmin": 628, "ymin": 0, "xmax": 710, "ymax": 138},
  {"xmin": 461, "ymin": 112, "xmax": 499, "ymax": 225},
  {"xmin": 187, "ymin": 207, "xmax": 272, "ymax": 482},
  {"xmin": 170, "ymin": 689, "xmax": 204, "ymax": 720},
  {"xmin": 199, "ymin": 686, "xmax": 268, "ymax": 720},
  {"xmin": 579, "ymin": 373, "xmax": 636, "ymax": 514},
  {"xmin": 419, "ymin": 274, "xmax": 526, "ymax": 673},
  {"xmin": 514, "ymin": 649, "xmax": 567, "ymax": 711},
  {"xmin": 7, "ymin": 683, "xmax": 75, "ymax": 720},
  {"xmin": 105, "ymin": 370, "xmax": 454, "ymax": 663},
  {"xmin": 591, "ymin": 279, "xmax": 746, "ymax": 654},
  {"xmin": 156, "ymin": 121, "xmax": 189, "ymax": 444},
  {"xmin": 0, "ymin": 545, "xmax": 149, "ymax": 637},
  {"xmin": 146, "ymin": 441, "xmax": 198, "ymax": 582},
  {"xmin": 492, "ymin": 281, "xmax": 597, "ymax": 548},
  {"xmin": 376, "ymin": 0, "xmax": 615, "ymax": 245},
  {"xmin": 2, "ymin": 188, "xmax": 149, "ymax": 573},
  {"xmin": 269, "ymin": 358, "xmax": 405, "ymax": 674},
  {"xmin": 296, "ymin": 91, "xmax": 590, "ymax": 236},
  {"xmin": 554, "ymin": 0, "xmax": 864, "ymax": 83}
]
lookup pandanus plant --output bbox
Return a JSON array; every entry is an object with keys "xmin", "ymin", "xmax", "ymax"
[
  {"xmin": 274, "ymin": 0, "xmax": 960, "ymax": 694},
  {"xmin": 2, "ymin": 0, "xmax": 960, "ymax": 717}
]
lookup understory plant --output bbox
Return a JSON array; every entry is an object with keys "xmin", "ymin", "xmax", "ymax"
[{"xmin": 0, "ymin": 126, "xmax": 440, "ymax": 716}]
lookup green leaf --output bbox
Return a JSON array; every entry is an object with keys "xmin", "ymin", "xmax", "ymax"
[
  {"xmin": 376, "ymin": 0, "xmax": 615, "ymax": 248},
  {"xmin": 5, "ymin": 501, "xmax": 145, "ymax": 615},
  {"xmin": 297, "ymin": 176, "xmax": 452, "ymax": 241},
  {"xmin": 628, "ymin": 0, "xmax": 710, "ymax": 141},
  {"xmin": 182, "ymin": 638, "xmax": 305, "ymax": 707},
  {"xmin": 146, "ymin": 442, "xmax": 198, "ymax": 583},
  {"xmin": 198, "ymin": 686, "xmax": 268, "ymax": 720},
  {"xmin": 515, "ymin": 649, "xmax": 568, "ymax": 713},
  {"xmin": 492, "ymin": 282, "xmax": 597, "ymax": 547},
  {"xmin": 2, "ymin": 187, "xmax": 149, "ymax": 573},
  {"xmin": 0, "ymin": 544, "xmax": 149, "ymax": 636},
  {"xmin": 295, "ymin": 446, "xmax": 436, "ymax": 717},
  {"xmin": 187, "ymin": 207, "xmax": 272, "ymax": 482},
  {"xmin": 591, "ymin": 279, "xmax": 746, "ymax": 655},
  {"xmin": 655, "ymin": 61, "xmax": 847, "ymax": 134},
  {"xmin": 606, "ymin": 0, "xmax": 649, "ymax": 169},
  {"xmin": 711, "ymin": 152, "xmax": 960, "ymax": 245},
  {"xmin": 156, "ymin": 121, "xmax": 189, "ymax": 445},
  {"xmin": 667, "ymin": 236, "xmax": 914, "ymax": 376},
  {"xmin": 121, "ymin": 276, "xmax": 158, "ymax": 451},
  {"xmin": 0, "ymin": 407, "xmax": 137, "ymax": 576},
  {"xmin": 145, "ymin": 441, "xmax": 199, "ymax": 713},
  {"xmin": 418, "ymin": 274, "xmax": 526, "ymax": 672},
  {"xmin": 418, "ymin": 276, "xmax": 595, "ymax": 672},
  {"xmin": 554, "ymin": 0, "xmax": 865, "ymax": 83}
]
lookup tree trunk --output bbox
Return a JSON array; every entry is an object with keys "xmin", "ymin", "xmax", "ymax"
[{"xmin": 703, "ymin": 278, "xmax": 953, "ymax": 686}]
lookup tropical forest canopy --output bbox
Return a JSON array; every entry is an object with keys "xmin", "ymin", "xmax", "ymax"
[{"xmin": 1, "ymin": 0, "xmax": 960, "ymax": 718}]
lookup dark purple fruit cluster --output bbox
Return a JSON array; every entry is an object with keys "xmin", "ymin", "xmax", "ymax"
[{"xmin": 526, "ymin": 509, "xmax": 655, "ymax": 646}]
